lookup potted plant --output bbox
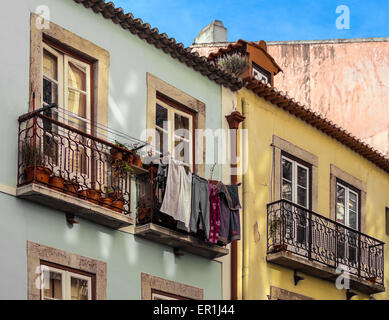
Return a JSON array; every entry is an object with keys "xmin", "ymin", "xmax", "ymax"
[
  {"xmin": 49, "ymin": 171, "xmax": 65, "ymax": 191},
  {"xmin": 22, "ymin": 140, "xmax": 52, "ymax": 184},
  {"xmin": 101, "ymin": 186, "xmax": 124, "ymax": 214},
  {"xmin": 79, "ymin": 187, "xmax": 101, "ymax": 205},
  {"xmin": 269, "ymin": 216, "xmax": 287, "ymax": 252},
  {"xmin": 110, "ymin": 140, "xmax": 127, "ymax": 162},
  {"xmin": 213, "ymin": 52, "xmax": 250, "ymax": 78},
  {"xmin": 64, "ymin": 177, "xmax": 79, "ymax": 196}
]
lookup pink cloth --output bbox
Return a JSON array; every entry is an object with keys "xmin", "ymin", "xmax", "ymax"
[{"xmin": 208, "ymin": 182, "xmax": 221, "ymax": 244}]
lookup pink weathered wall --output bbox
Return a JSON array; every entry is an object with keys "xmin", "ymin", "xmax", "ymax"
[
  {"xmin": 191, "ymin": 39, "xmax": 389, "ymax": 155},
  {"xmin": 267, "ymin": 40, "xmax": 389, "ymax": 155}
]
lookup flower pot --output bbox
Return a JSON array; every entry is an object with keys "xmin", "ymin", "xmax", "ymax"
[
  {"xmin": 64, "ymin": 181, "xmax": 79, "ymax": 196},
  {"xmin": 134, "ymin": 155, "xmax": 143, "ymax": 167},
  {"xmin": 123, "ymin": 152, "xmax": 134, "ymax": 165},
  {"xmin": 100, "ymin": 197, "xmax": 113, "ymax": 209},
  {"xmin": 49, "ymin": 176, "xmax": 65, "ymax": 191},
  {"xmin": 87, "ymin": 189, "xmax": 101, "ymax": 205},
  {"xmin": 137, "ymin": 207, "xmax": 148, "ymax": 222},
  {"xmin": 273, "ymin": 244, "xmax": 287, "ymax": 253},
  {"xmin": 112, "ymin": 199, "xmax": 124, "ymax": 214},
  {"xmin": 110, "ymin": 148, "xmax": 123, "ymax": 161},
  {"xmin": 25, "ymin": 166, "xmax": 51, "ymax": 184},
  {"xmin": 367, "ymin": 277, "xmax": 377, "ymax": 284}
]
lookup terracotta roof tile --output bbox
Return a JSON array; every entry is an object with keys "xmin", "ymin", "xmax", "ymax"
[{"xmin": 73, "ymin": 0, "xmax": 242, "ymax": 91}]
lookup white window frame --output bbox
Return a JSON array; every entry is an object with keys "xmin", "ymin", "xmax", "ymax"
[
  {"xmin": 252, "ymin": 65, "xmax": 270, "ymax": 84},
  {"xmin": 281, "ymin": 155, "xmax": 310, "ymax": 209},
  {"xmin": 155, "ymin": 99, "xmax": 193, "ymax": 170},
  {"xmin": 336, "ymin": 182, "xmax": 359, "ymax": 231},
  {"xmin": 40, "ymin": 264, "xmax": 92, "ymax": 300}
]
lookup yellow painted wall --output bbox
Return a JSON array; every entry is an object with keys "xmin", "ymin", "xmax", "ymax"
[{"xmin": 237, "ymin": 87, "xmax": 389, "ymax": 300}]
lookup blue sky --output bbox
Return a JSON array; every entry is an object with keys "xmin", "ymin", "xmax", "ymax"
[{"xmin": 111, "ymin": 0, "xmax": 389, "ymax": 47}]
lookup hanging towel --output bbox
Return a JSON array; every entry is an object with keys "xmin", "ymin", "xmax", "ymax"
[{"xmin": 160, "ymin": 158, "xmax": 192, "ymax": 229}]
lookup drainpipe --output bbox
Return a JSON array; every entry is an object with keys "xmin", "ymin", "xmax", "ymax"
[{"xmin": 226, "ymin": 110, "xmax": 245, "ymax": 300}]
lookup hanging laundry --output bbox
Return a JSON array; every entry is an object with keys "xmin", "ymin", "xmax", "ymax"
[
  {"xmin": 217, "ymin": 182, "xmax": 241, "ymax": 244},
  {"xmin": 208, "ymin": 182, "xmax": 221, "ymax": 244},
  {"xmin": 160, "ymin": 158, "xmax": 192, "ymax": 230},
  {"xmin": 190, "ymin": 174, "xmax": 210, "ymax": 239}
]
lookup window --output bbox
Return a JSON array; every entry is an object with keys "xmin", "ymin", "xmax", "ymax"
[
  {"xmin": 40, "ymin": 263, "xmax": 94, "ymax": 300},
  {"xmin": 281, "ymin": 154, "xmax": 310, "ymax": 244},
  {"xmin": 42, "ymin": 42, "xmax": 92, "ymax": 132},
  {"xmin": 281, "ymin": 155, "xmax": 310, "ymax": 208},
  {"xmin": 154, "ymin": 97, "xmax": 193, "ymax": 169},
  {"xmin": 336, "ymin": 180, "xmax": 360, "ymax": 264},
  {"xmin": 151, "ymin": 289, "xmax": 188, "ymax": 300},
  {"xmin": 42, "ymin": 42, "xmax": 93, "ymax": 176},
  {"xmin": 336, "ymin": 181, "xmax": 359, "ymax": 230},
  {"xmin": 252, "ymin": 62, "xmax": 271, "ymax": 84}
]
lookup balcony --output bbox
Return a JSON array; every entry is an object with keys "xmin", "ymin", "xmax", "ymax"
[
  {"xmin": 267, "ymin": 199, "xmax": 385, "ymax": 294},
  {"xmin": 134, "ymin": 166, "xmax": 229, "ymax": 259},
  {"xmin": 16, "ymin": 106, "xmax": 149, "ymax": 229}
]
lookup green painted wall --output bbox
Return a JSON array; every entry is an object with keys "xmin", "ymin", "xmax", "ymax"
[{"xmin": 0, "ymin": 0, "xmax": 225, "ymax": 299}]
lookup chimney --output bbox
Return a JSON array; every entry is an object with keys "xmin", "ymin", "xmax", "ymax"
[{"xmin": 193, "ymin": 20, "xmax": 227, "ymax": 44}]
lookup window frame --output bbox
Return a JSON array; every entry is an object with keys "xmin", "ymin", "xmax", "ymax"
[
  {"xmin": 155, "ymin": 93, "xmax": 196, "ymax": 171},
  {"xmin": 281, "ymin": 151, "xmax": 312, "ymax": 210},
  {"xmin": 252, "ymin": 61, "xmax": 271, "ymax": 84},
  {"xmin": 335, "ymin": 178, "xmax": 361, "ymax": 231},
  {"xmin": 40, "ymin": 260, "xmax": 96, "ymax": 300}
]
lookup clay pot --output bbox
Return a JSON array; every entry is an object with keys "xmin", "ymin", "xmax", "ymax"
[
  {"xmin": 112, "ymin": 199, "xmax": 124, "ymax": 214},
  {"xmin": 100, "ymin": 197, "xmax": 113, "ymax": 209},
  {"xmin": 25, "ymin": 166, "xmax": 52, "ymax": 184},
  {"xmin": 273, "ymin": 244, "xmax": 287, "ymax": 253},
  {"xmin": 49, "ymin": 176, "xmax": 65, "ymax": 191},
  {"xmin": 134, "ymin": 154, "xmax": 143, "ymax": 167},
  {"xmin": 87, "ymin": 189, "xmax": 101, "ymax": 205},
  {"xmin": 64, "ymin": 181, "xmax": 79, "ymax": 196},
  {"xmin": 110, "ymin": 148, "xmax": 123, "ymax": 161},
  {"xmin": 123, "ymin": 152, "xmax": 134, "ymax": 165}
]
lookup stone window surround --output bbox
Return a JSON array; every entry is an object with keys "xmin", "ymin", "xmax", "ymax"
[
  {"xmin": 27, "ymin": 241, "xmax": 107, "ymax": 300},
  {"xmin": 141, "ymin": 272, "xmax": 203, "ymax": 300},
  {"xmin": 329, "ymin": 164, "xmax": 367, "ymax": 233},
  {"xmin": 272, "ymin": 135, "xmax": 319, "ymax": 212},
  {"xmin": 269, "ymin": 286, "xmax": 314, "ymax": 300},
  {"xmin": 146, "ymin": 73, "xmax": 206, "ymax": 177},
  {"xmin": 29, "ymin": 13, "xmax": 110, "ymax": 127}
]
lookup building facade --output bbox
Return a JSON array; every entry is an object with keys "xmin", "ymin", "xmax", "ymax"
[
  {"xmin": 0, "ymin": 0, "xmax": 242, "ymax": 300},
  {"xmin": 192, "ymin": 26, "xmax": 389, "ymax": 300}
]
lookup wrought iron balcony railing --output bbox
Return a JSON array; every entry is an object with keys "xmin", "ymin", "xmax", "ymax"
[
  {"xmin": 267, "ymin": 199, "xmax": 385, "ymax": 288},
  {"xmin": 17, "ymin": 106, "xmax": 148, "ymax": 216}
]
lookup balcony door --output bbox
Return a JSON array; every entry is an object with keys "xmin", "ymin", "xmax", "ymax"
[
  {"xmin": 281, "ymin": 155, "xmax": 310, "ymax": 245},
  {"xmin": 42, "ymin": 42, "xmax": 93, "ymax": 185},
  {"xmin": 336, "ymin": 181, "xmax": 359, "ymax": 267}
]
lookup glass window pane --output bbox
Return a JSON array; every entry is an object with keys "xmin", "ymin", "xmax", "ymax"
[
  {"xmin": 282, "ymin": 180, "xmax": 292, "ymax": 201},
  {"xmin": 68, "ymin": 61, "xmax": 87, "ymax": 91},
  {"xmin": 156, "ymin": 104, "xmax": 168, "ymax": 128},
  {"xmin": 349, "ymin": 192, "xmax": 357, "ymax": 212},
  {"xmin": 71, "ymin": 277, "xmax": 89, "ymax": 300},
  {"xmin": 297, "ymin": 166, "xmax": 307, "ymax": 188},
  {"xmin": 336, "ymin": 185, "xmax": 345, "ymax": 223},
  {"xmin": 282, "ymin": 159, "xmax": 292, "ymax": 181},
  {"xmin": 43, "ymin": 271, "xmax": 62, "ymax": 300},
  {"xmin": 349, "ymin": 210, "xmax": 357, "ymax": 230},
  {"xmin": 43, "ymin": 78, "xmax": 58, "ymax": 105},
  {"xmin": 174, "ymin": 138, "xmax": 190, "ymax": 164},
  {"xmin": 68, "ymin": 89, "xmax": 87, "ymax": 119},
  {"xmin": 297, "ymin": 186, "xmax": 307, "ymax": 208},
  {"xmin": 43, "ymin": 49, "xmax": 58, "ymax": 80},
  {"xmin": 174, "ymin": 113, "xmax": 190, "ymax": 139},
  {"xmin": 156, "ymin": 127, "xmax": 168, "ymax": 155}
]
